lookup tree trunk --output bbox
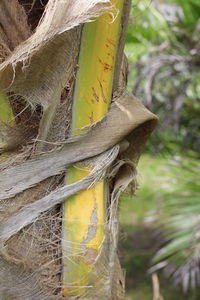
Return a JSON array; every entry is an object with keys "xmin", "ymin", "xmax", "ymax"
[{"xmin": 0, "ymin": 1, "xmax": 157, "ymax": 299}]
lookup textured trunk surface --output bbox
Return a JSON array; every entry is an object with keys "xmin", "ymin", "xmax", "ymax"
[{"xmin": 0, "ymin": 1, "xmax": 157, "ymax": 299}]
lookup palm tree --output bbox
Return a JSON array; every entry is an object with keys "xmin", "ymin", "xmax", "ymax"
[{"xmin": 0, "ymin": 1, "xmax": 157, "ymax": 299}]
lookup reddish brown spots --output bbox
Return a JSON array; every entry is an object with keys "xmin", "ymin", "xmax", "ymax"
[
  {"xmin": 103, "ymin": 62, "xmax": 112, "ymax": 72},
  {"xmin": 98, "ymin": 57, "xmax": 112, "ymax": 72},
  {"xmin": 107, "ymin": 52, "xmax": 114, "ymax": 61},
  {"xmin": 89, "ymin": 111, "xmax": 94, "ymax": 124},
  {"xmin": 90, "ymin": 98, "xmax": 95, "ymax": 104},
  {"xmin": 98, "ymin": 57, "xmax": 104, "ymax": 65},
  {"xmin": 98, "ymin": 79, "xmax": 107, "ymax": 104},
  {"xmin": 92, "ymin": 87, "xmax": 100, "ymax": 102},
  {"xmin": 107, "ymin": 38, "xmax": 115, "ymax": 47}
]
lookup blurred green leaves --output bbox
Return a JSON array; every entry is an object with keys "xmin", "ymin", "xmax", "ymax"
[
  {"xmin": 150, "ymin": 155, "xmax": 200, "ymax": 291},
  {"xmin": 124, "ymin": 0, "xmax": 200, "ymax": 292},
  {"xmin": 126, "ymin": 1, "xmax": 173, "ymax": 63},
  {"xmin": 126, "ymin": 0, "xmax": 200, "ymax": 153}
]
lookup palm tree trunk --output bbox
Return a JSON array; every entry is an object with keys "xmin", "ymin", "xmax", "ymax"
[
  {"xmin": 0, "ymin": 1, "xmax": 157, "ymax": 299},
  {"xmin": 62, "ymin": 1, "xmax": 130, "ymax": 297}
]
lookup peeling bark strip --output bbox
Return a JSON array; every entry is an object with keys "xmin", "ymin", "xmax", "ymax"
[
  {"xmin": 0, "ymin": 147, "xmax": 119, "ymax": 243},
  {"xmin": 0, "ymin": 91, "xmax": 157, "ymax": 200}
]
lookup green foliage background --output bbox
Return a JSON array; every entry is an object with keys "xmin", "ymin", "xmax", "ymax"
[
  {"xmin": 121, "ymin": 0, "xmax": 200, "ymax": 298},
  {"xmin": 126, "ymin": 0, "xmax": 200, "ymax": 152}
]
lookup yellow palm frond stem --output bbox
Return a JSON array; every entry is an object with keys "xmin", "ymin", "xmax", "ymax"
[
  {"xmin": 62, "ymin": 0, "xmax": 125, "ymax": 296},
  {"xmin": 0, "ymin": 91, "xmax": 15, "ymax": 161}
]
